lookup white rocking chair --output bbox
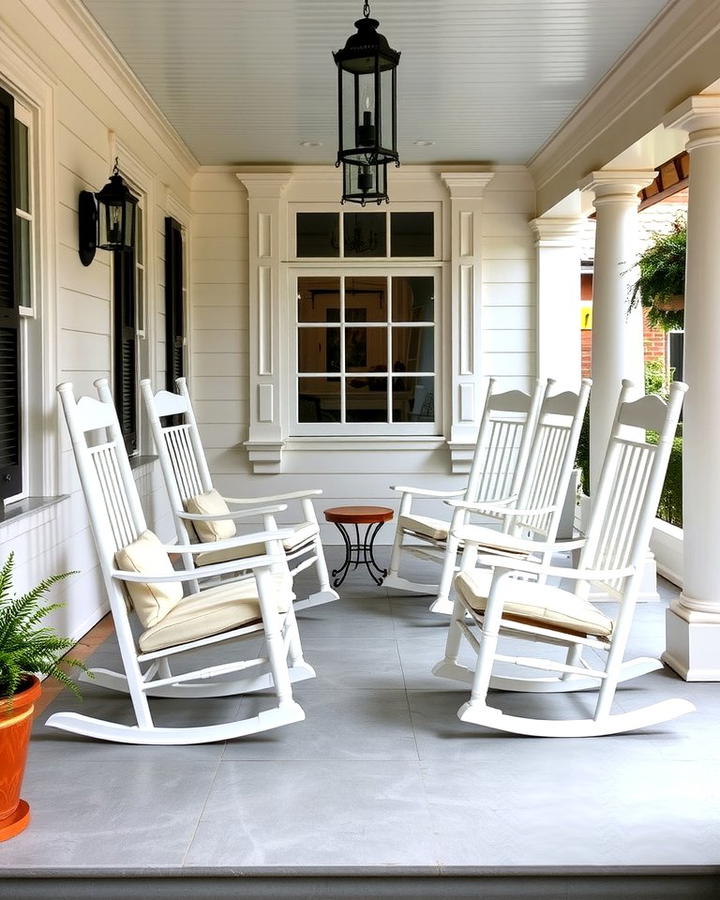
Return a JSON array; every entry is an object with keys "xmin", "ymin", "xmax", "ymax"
[
  {"xmin": 384, "ymin": 378, "xmax": 547, "ymax": 597},
  {"xmin": 433, "ymin": 380, "xmax": 694, "ymax": 737},
  {"xmin": 47, "ymin": 382, "xmax": 315, "ymax": 745},
  {"xmin": 430, "ymin": 379, "xmax": 591, "ymax": 615},
  {"xmin": 138, "ymin": 377, "xmax": 338, "ymax": 612}
]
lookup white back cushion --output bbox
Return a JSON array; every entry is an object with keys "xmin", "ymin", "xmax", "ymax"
[
  {"xmin": 185, "ymin": 489, "xmax": 236, "ymax": 543},
  {"xmin": 115, "ymin": 530, "xmax": 183, "ymax": 628}
]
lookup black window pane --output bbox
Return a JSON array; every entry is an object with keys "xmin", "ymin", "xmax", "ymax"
[
  {"xmin": 13, "ymin": 121, "xmax": 29, "ymax": 213},
  {"xmin": 391, "ymin": 212, "xmax": 434, "ymax": 256},
  {"xmin": 393, "ymin": 376, "xmax": 434, "ymax": 422},
  {"xmin": 298, "ymin": 277, "xmax": 340, "ymax": 322},
  {"xmin": 346, "ymin": 276, "xmax": 386, "ymax": 322},
  {"xmin": 347, "ymin": 377, "xmax": 388, "ymax": 422},
  {"xmin": 298, "ymin": 326, "xmax": 340, "ymax": 373},
  {"xmin": 392, "ymin": 276, "xmax": 434, "ymax": 322},
  {"xmin": 296, "ymin": 213, "xmax": 339, "ymax": 257},
  {"xmin": 392, "ymin": 326, "xmax": 434, "ymax": 373},
  {"xmin": 298, "ymin": 377, "xmax": 341, "ymax": 422},
  {"xmin": 343, "ymin": 212, "xmax": 386, "ymax": 257},
  {"xmin": 345, "ymin": 327, "xmax": 387, "ymax": 373}
]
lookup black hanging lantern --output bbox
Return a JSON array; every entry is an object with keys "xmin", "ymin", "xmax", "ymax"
[
  {"xmin": 333, "ymin": 0, "xmax": 400, "ymax": 205},
  {"xmin": 78, "ymin": 158, "xmax": 138, "ymax": 266}
]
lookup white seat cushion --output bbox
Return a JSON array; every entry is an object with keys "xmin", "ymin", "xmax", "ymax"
[
  {"xmin": 455, "ymin": 569, "xmax": 613, "ymax": 638},
  {"xmin": 456, "ymin": 522, "xmax": 536, "ymax": 556},
  {"xmin": 139, "ymin": 573, "xmax": 294, "ymax": 653},
  {"xmin": 185, "ymin": 489, "xmax": 236, "ymax": 542},
  {"xmin": 115, "ymin": 530, "xmax": 182, "ymax": 628},
  {"xmin": 195, "ymin": 522, "xmax": 319, "ymax": 567},
  {"xmin": 398, "ymin": 514, "xmax": 450, "ymax": 541}
]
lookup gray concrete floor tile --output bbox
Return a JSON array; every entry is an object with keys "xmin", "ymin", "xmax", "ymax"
[
  {"xmin": 184, "ymin": 760, "xmax": 438, "ymax": 868},
  {"xmin": 300, "ymin": 639, "xmax": 405, "ymax": 690},
  {"xmin": 223, "ymin": 688, "xmax": 418, "ymax": 761},
  {"xmin": 0, "ymin": 757, "xmax": 218, "ymax": 869}
]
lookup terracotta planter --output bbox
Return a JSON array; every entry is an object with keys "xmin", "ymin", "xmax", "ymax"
[
  {"xmin": 653, "ymin": 294, "xmax": 684, "ymax": 312},
  {"xmin": 0, "ymin": 675, "xmax": 40, "ymax": 841}
]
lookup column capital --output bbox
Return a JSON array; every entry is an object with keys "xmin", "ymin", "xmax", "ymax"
[
  {"xmin": 236, "ymin": 172, "xmax": 292, "ymax": 198},
  {"xmin": 664, "ymin": 95, "xmax": 720, "ymax": 151},
  {"xmin": 529, "ymin": 216, "xmax": 584, "ymax": 246},
  {"xmin": 440, "ymin": 171, "xmax": 494, "ymax": 199},
  {"xmin": 578, "ymin": 169, "xmax": 657, "ymax": 204}
]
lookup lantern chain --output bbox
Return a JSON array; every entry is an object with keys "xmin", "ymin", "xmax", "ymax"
[
  {"xmin": 363, "ymin": 1, "xmax": 370, "ymax": 18},
  {"xmin": 111, "ymin": 156, "xmax": 120, "ymax": 176}
]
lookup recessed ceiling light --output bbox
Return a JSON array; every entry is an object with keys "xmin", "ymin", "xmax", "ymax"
[
  {"xmin": 414, "ymin": 140, "xmax": 435, "ymax": 147},
  {"xmin": 299, "ymin": 140, "xmax": 323, "ymax": 147}
]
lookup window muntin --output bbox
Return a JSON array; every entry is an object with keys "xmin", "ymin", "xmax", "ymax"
[
  {"xmin": 13, "ymin": 105, "xmax": 34, "ymax": 316},
  {"xmin": 294, "ymin": 272, "xmax": 436, "ymax": 433}
]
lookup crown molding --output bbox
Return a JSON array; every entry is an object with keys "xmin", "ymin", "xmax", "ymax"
[
  {"xmin": 42, "ymin": 0, "xmax": 198, "ymax": 181},
  {"xmin": 529, "ymin": 0, "xmax": 720, "ymax": 214}
]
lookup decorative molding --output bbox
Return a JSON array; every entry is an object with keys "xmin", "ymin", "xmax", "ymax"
[
  {"xmin": 529, "ymin": 217, "xmax": 583, "ymax": 246},
  {"xmin": 243, "ymin": 440, "xmax": 284, "ymax": 474},
  {"xmin": 578, "ymin": 169, "xmax": 658, "ymax": 197},
  {"xmin": 236, "ymin": 172, "xmax": 292, "ymax": 198},
  {"xmin": 440, "ymin": 171, "xmax": 494, "ymax": 199}
]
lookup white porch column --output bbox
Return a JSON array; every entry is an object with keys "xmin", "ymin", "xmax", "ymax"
[
  {"xmin": 440, "ymin": 172, "xmax": 494, "ymax": 473},
  {"xmin": 578, "ymin": 171, "xmax": 656, "ymax": 494},
  {"xmin": 236, "ymin": 172, "xmax": 292, "ymax": 473},
  {"xmin": 529, "ymin": 217, "xmax": 583, "ymax": 388},
  {"xmin": 662, "ymin": 97, "xmax": 720, "ymax": 680}
]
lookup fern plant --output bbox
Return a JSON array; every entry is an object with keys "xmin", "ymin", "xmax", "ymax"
[
  {"xmin": 0, "ymin": 553, "xmax": 88, "ymax": 703},
  {"xmin": 629, "ymin": 218, "xmax": 686, "ymax": 331}
]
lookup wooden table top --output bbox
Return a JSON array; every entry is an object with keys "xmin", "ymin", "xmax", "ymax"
[{"xmin": 324, "ymin": 505, "xmax": 394, "ymax": 525}]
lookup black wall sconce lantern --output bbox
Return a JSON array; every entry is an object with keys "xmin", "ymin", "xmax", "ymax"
[
  {"xmin": 78, "ymin": 158, "xmax": 138, "ymax": 266},
  {"xmin": 333, "ymin": 0, "xmax": 400, "ymax": 205}
]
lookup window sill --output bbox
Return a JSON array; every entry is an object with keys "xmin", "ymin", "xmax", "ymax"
[
  {"xmin": 285, "ymin": 435, "xmax": 446, "ymax": 452},
  {"xmin": 128, "ymin": 454, "xmax": 157, "ymax": 471},
  {"xmin": 0, "ymin": 495, "xmax": 68, "ymax": 527}
]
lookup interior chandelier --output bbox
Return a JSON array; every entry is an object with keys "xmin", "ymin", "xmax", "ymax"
[{"xmin": 333, "ymin": 0, "xmax": 400, "ymax": 205}]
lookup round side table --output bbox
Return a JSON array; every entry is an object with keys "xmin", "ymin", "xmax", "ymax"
[{"xmin": 323, "ymin": 506, "xmax": 394, "ymax": 588}]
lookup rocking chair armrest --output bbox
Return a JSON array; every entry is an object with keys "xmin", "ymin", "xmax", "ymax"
[
  {"xmin": 221, "ymin": 489, "xmax": 322, "ymax": 504},
  {"xmin": 111, "ymin": 553, "xmax": 280, "ymax": 584},
  {"xmin": 446, "ymin": 498, "xmax": 548, "ymax": 516},
  {"xmin": 391, "ymin": 485, "xmax": 466, "ymax": 498},
  {"xmin": 168, "ymin": 528, "xmax": 296, "ymax": 554},
  {"xmin": 177, "ymin": 503, "xmax": 287, "ymax": 522},
  {"xmin": 474, "ymin": 553, "xmax": 636, "ymax": 583}
]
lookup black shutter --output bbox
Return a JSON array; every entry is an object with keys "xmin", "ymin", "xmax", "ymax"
[
  {"xmin": 113, "ymin": 245, "xmax": 137, "ymax": 454},
  {"xmin": 0, "ymin": 86, "xmax": 21, "ymax": 501},
  {"xmin": 165, "ymin": 217, "xmax": 184, "ymax": 390}
]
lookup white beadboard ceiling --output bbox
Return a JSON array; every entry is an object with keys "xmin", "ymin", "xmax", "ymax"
[{"xmin": 82, "ymin": 0, "xmax": 670, "ymax": 166}]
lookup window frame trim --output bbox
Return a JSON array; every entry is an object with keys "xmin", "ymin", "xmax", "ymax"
[{"xmin": 288, "ymin": 263, "xmax": 442, "ymax": 437}]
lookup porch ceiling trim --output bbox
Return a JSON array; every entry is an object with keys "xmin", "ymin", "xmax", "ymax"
[
  {"xmin": 529, "ymin": 0, "xmax": 720, "ymax": 216},
  {"xmin": 47, "ymin": 0, "xmax": 199, "ymax": 180}
]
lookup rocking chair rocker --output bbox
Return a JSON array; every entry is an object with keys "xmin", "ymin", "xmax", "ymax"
[
  {"xmin": 430, "ymin": 379, "xmax": 591, "ymax": 615},
  {"xmin": 139, "ymin": 377, "xmax": 338, "ymax": 612},
  {"xmin": 433, "ymin": 380, "xmax": 694, "ymax": 737},
  {"xmin": 384, "ymin": 378, "xmax": 547, "ymax": 598},
  {"xmin": 47, "ymin": 382, "xmax": 315, "ymax": 745}
]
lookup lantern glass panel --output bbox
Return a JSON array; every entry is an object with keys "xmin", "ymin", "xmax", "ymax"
[
  {"xmin": 340, "ymin": 68, "xmax": 356, "ymax": 155},
  {"xmin": 356, "ymin": 72, "xmax": 377, "ymax": 151},
  {"xmin": 380, "ymin": 66, "xmax": 395, "ymax": 154},
  {"xmin": 343, "ymin": 161, "xmax": 387, "ymax": 205},
  {"xmin": 124, "ymin": 199, "xmax": 136, "ymax": 250}
]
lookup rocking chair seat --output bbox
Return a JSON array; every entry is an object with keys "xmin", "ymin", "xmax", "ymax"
[
  {"xmin": 195, "ymin": 522, "xmax": 319, "ymax": 567},
  {"xmin": 398, "ymin": 513, "xmax": 450, "ymax": 541},
  {"xmin": 455, "ymin": 570, "xmax": 613, "ymax": 638},
  {"xmin": 139, "ymin": 574, "xmax": 294, "ymax": 652}
]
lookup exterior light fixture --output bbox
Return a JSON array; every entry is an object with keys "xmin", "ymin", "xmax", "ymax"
[
  {"xmin": 333, "ymin": 0, "xmax": 400, "ymax": 205},
  {"xmin": 78, "ymin": 158, "xmax": 138, "ymax": 266}
]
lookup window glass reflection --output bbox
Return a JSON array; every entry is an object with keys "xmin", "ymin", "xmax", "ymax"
[
  {"xmin": 343, "ymin": 212, "xmax": 386, "ymax": 257},
  {"xmin": 392, "ymin": 327, "xmax": 434, "ymax": 373},
  {"xmin": 392, "ymin": 376, "xmax": 434, "ymax": 422},
  {"xmin": 345, "ymin": 327, "xmax": 387, "ymax": 373},
  {"xmin": 347, "ymin": 377, "xmax": 388, "ymax": 422},
  {"xmin": 297, "ymin": 277, "xmax": 341, "ymax": 322},
  {"xmin": 296, "ymin": 213, "xmax": 339, "ymax": 257},
  {"xmin": 390, "ymin": 212, "xmax": 434, "ymax": 257},
  {"xmin": 298, "ymin": 377, "xmax": 341, "ymax": 422},
  {"xmin": 392, "ymin": 276, "xmax": 434, "ymax": 322},
  {"xmin": 298, "ymin": 326, "xmax": 341, "ymax": 373},
  {"xmin": 345, "ymin": 276, "xmax": 386, "ymax": 322}
]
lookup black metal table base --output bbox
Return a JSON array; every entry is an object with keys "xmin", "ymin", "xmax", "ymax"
[{"xmin": 330, "ymin": 521, "xmax": 388, "ymax": 587}]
